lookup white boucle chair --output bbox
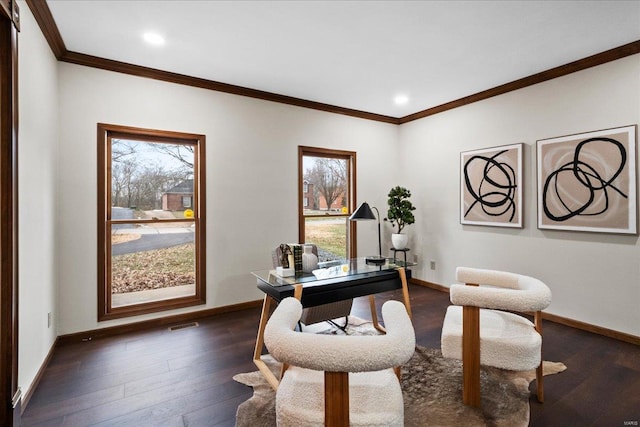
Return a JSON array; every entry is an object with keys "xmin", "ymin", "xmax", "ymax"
[
  {"xmin": 441, "ymin": 267, "xmax": 552, "ymax": 408},
  {"xmin": 264, "ymin": 297, "xmax": 415, "ymax": 427}
]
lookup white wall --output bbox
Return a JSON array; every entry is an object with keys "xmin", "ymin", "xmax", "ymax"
[
  {"xmin": 56, "ymin": 63, "xmax": 399, "ymax": 334},
  {"xmin": 18, "ymin": 1, "xmax": 59, "ymax": 400},
  {"xmin": 399, "ymin": 54, "xmax": 640, "ymax": 336}
]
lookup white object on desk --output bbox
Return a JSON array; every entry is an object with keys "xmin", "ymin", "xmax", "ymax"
[
  {"xmin": 276, "ymin": 266, "xmax": 295, "ymax": 277},
  {"xmin": 312, "ymin": 264, "xmax": 349, "ymax": 280}
]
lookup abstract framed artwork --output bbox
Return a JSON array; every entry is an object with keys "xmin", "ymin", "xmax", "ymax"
[
  {"xmin": 460, "ymin": 143, "xmax": 523, "ymax": 228},
  {"xmin": 536, "ymin": 125, "xmax": 637, "ymax": 234}
]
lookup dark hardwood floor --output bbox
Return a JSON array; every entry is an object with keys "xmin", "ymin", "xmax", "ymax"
[{"xmin": 21, "ymin": 285, "xmax": 640, "ymax": 426}]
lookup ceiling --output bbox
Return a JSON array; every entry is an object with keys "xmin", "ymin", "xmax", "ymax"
[{"xmin": 44, "ymin": 1, "xmax": 640, "ymax": 119}]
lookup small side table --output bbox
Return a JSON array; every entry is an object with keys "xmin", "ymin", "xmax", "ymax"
[{"xmin": 390, "ymin": 247, "xmax": 410, "ymax": 267}]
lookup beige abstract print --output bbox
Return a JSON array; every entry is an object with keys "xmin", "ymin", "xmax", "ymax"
[
  {"xmin": 537, "ymin": 126, "xmax": 637, "ymax": 234},
  {"xmin": 461, "ymin": 143, "xmax": 522, "ymax": 228}
]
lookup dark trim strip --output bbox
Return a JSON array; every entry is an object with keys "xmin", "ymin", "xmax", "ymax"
[
  {"xmin": 20, "ymin": 337, "xmax": 57, "ymax": 415},
  {"xmin": 542, "ymin": 312, "xmax": 640, "ymax": 346},
  {"xmin": 408, "ymin": 277, "xmax": 449, "ymax": 293},
  {"xmin": 0, "ymin": 9, "xmax": 20, "ymax": 424},
  {"xmin": 24, "ymin": 0, "xmax": 65, "ymax": 59},
  {"xmin": 400, "ymin": 40, "xmax": 640, "ymax": 123},
  {"xmin": 26, "ymin": 1, "xmax": 638, "ymax": 125},
  {"xmin": 56, "ymin": 299, "xmax": 262, "ymax": 345},
  {"xmin": 61, "ymin": 50, "xmax": 400, "ymax": 124},
  {"xmin": 410, "ymin": 278, "xmax": 640, "ymax": 345}
]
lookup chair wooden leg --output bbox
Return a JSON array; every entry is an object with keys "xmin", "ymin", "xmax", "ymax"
[
  {"xmin": 325, "ymin": 371, "xmax": 349, "ymax": 427},
  {"xmin": 534, "ymin": 311, "xmax": 544, "ymax": 402},
  {"xmin": 398, "ymin": 267, "xmax": 413, "ymax": 319},
  {"xmin": 253, "ymin": 295, "xmax": 280, "ymax": 390},
  {"xmin": 394, "ymin": 366, "xmax": 402, "ymax": 380},
  {"xmin": 536, "ymin": 363, "xmax": 544, "ymax": 403},
  {"xmin": 370, "ymin": 295, "xmax": 386, "ymax": 333},
  {"xmin": 462, "ymin": 305, "xmax": 481, "ymax": 407},
  {"xmin": 280, "ymin": 362, "xmax": 289, "ymax": 381}
]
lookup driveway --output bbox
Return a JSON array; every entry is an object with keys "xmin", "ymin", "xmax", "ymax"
[{"xmin": 112, "ymin": 232, "xmax": 194, "ymax": 255}]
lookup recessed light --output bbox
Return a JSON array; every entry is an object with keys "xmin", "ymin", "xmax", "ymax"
[
  {"xmin": 143, "ymin": 32, "xmax": 165, "ymax": 46},
  {"xmin": 394, "ymin": 94, "xmax": 409, "ymax": 105}
]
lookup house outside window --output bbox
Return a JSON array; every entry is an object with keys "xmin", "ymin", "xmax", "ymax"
[{"xmin": 161, "ymin": 180, "xmax": 194, "ymax": 210}]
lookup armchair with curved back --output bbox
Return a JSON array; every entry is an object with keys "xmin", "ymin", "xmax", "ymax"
[
  {"xmin": 264, "ymin": 297, "xmax": 415, "ymax": 427},
  {"xmin": 441, "ymin": 267, "xmax": 552, "ymax": 407}
]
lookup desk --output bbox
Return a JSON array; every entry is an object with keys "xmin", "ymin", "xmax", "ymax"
[{"xmin": 252, "ymin": 259, "xmax": 412, "ymax": 389}]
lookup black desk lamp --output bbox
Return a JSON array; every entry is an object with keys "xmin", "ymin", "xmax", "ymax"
[{"xmin": 349, "ymin": 202, "xmax": 386, "ymax": 265}]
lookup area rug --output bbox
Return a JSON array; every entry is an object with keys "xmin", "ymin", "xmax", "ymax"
[{"xmin": 234, "ymin": 318, "xmax": 566, "ymax": 426}]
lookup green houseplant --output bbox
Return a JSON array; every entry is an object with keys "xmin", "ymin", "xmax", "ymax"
[{"xmin": 385, "ymin": 186, "xmax": 416, "ymax": 249}]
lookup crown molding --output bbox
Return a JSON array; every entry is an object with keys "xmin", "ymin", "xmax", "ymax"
[
  {"xmin": 25, "ymin": 0, "xmax": 640, "ymax": 125},
  {"xmin": 60, "ymin": 50, "xmax": 400, "ymax": 124},
  {"xmin": 399, "ymin": 40, "xmax": 640, "ymax": 124},
  {"xmin": 25, "ymin": 0, "xmax": 64, "ymax": 58}
]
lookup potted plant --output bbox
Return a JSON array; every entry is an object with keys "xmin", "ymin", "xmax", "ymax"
[{"xmin": 384, "ymin": 186, "xmax": 416, "ymax": 249}]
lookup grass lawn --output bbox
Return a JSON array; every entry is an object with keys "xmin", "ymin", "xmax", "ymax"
[
  {"xmin": 111, "ymin": 243, "xmax": 195, "ymax": 293},
  {"xmin": 304, "ymin": 219, "xmax": 347, "ymax": 259}
]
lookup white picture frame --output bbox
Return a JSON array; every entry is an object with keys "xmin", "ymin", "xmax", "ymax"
[
  {"xmin": 536, "ymin": 125, "xmax": 637, "ymax": 235},
  {"xmin": 460, "ymin": 143, "xmax": 523, "ymax": 228}
]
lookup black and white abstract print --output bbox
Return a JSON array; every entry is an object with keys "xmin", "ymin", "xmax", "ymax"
[
  {"xmin": 461, "ymin": 143, "xmax": 523, "ymax": 228},
  {"xmin": 537, "ymin": 125, "xmax": 637, "ymax": 234}
]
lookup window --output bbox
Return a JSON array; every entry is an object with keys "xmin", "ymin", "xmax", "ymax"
[
  {"xmin": 299, "ymin": 147, "xmax": 357, "ymax": 260},
  {"xmin": 98, "ymin": 124, "xmax": 206, "ymax": 320}
]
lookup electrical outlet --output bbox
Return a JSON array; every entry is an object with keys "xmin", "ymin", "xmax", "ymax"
[
  {"xmin": 48, "ymin": 312, "xmax": 52, "ymax": 328},
  {"xmin": 430, "ymin": 260, "xmax": 436, "ymax": 270}
]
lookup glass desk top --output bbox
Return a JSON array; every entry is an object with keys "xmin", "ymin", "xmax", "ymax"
[{"xmin": 252, "ymin": 258, "xmax": 402, "ymax": 288}]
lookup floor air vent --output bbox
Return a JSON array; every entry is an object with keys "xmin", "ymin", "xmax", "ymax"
[{"xmin": 168, "ymin": 322, "xmax": 199, "ymax": 331}]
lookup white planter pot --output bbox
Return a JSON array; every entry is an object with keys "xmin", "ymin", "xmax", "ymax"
[{"xmin": 391, "ymin": 233, "xmax": 408, "ymax": 249}]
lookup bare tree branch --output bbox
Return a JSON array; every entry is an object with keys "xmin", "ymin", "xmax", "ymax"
[
  {"xmin": 304, "ymin": 158, "xmax": 347, "ymax": 211},
  {"xmin": 111, "ymin": 139, "xmax": 137, "ymax": 161},
  {"xmin": 151, "ymin": 143, "xmax": 194, "ymax": 169}
]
